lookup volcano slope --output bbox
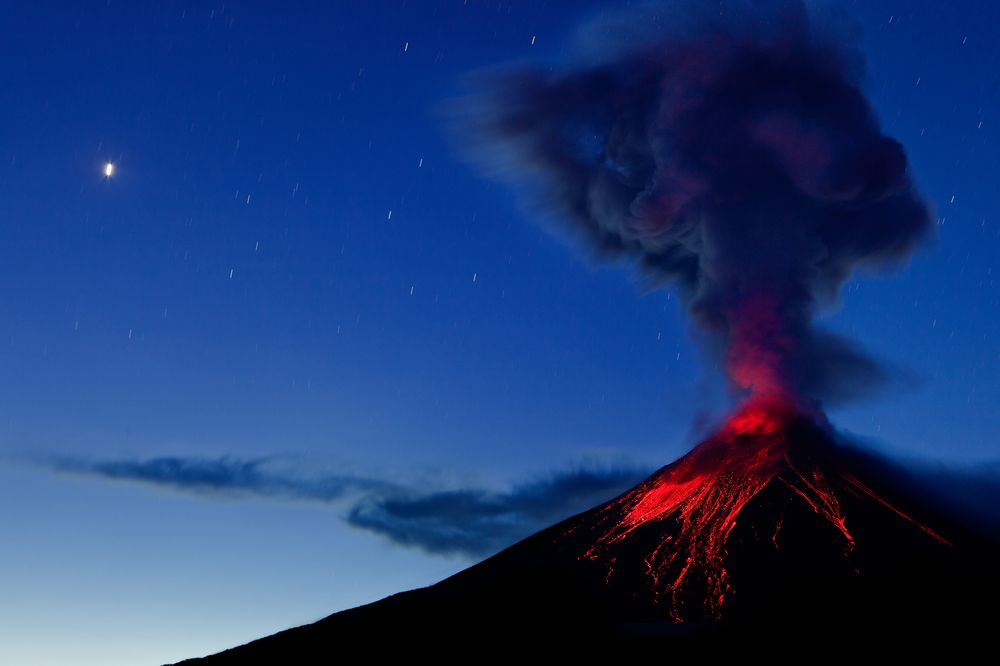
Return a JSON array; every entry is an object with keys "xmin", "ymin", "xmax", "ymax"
[{"xmin": 175, "ymin": 405, "xmax": 997, "ymax": 662}]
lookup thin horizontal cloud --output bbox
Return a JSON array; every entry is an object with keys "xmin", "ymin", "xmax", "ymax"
[
  {"xmin": 51, "ymin": 455, "xmax": 398, "ymax": 501},
  {"xmin": 51, "ymin": 455, "xmax": 651, "ymax": 558},
  {"xmin": 347, "ymin": 466, "xmax": 649, "ymax": 556}
]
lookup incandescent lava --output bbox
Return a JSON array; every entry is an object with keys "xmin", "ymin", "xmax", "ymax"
[{"xmin": 564, "ymin": 401, "xmax": 950, "ymax": 622}]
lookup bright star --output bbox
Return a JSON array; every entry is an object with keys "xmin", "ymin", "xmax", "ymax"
[{"xmin": 104, "ymin": 162, "xmax": 115, "ymax": 177}]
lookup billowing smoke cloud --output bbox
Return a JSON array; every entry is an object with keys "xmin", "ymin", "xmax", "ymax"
[
  {"xmin": 464, "ymin": 1, "xmax": 931, "ymax": 408},
  {"xmin": 50, "ymin": 455, "xmax": 649, "ymax": 557}
]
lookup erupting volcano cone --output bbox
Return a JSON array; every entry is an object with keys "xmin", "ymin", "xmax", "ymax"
[
  {"xmin": 176, "ymin": 406, "xmax": 997, "ymax": 663},
  {"xmin": 564, "ymin": 402, "xmax": 952, "ymax": 623}
]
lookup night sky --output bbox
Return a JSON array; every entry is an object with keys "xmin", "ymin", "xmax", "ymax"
[{"xmin": 1, "ymin": 2, "xmax": 998, "ymax": 664}]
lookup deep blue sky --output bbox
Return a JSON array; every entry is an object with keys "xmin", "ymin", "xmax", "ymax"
[{"xmin": 1, "ymin": 2, "xmax": 997, "ymax": 664}]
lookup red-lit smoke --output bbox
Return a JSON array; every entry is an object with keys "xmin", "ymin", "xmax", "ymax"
[{"xmin": 724, "ymin": 294, "xmax": 798, "ymax": 404}]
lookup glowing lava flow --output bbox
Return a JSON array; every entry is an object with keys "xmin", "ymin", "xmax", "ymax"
[{"xmin": 573, "ymin": 402, "xmax": 948, "ymax": 622}]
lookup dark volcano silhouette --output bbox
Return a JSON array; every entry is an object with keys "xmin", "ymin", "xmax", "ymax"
[{"xmin": 175, "ymin": 406, "xmax": 998, "ymax": 662}]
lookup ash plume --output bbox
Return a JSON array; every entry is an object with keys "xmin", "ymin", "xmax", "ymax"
[{"xmin": 464, "ymin": 1, "xmax": 931, "ymax": 409}]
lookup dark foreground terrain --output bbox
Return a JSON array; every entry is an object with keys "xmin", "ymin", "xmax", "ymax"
[{"xmin": 174, "ymin": 413, "xmax": 999, "ymax": 662}]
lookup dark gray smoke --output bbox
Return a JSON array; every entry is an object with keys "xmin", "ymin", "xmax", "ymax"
[{"xmin": 464, "ymin": 1, "xmax": 931, "ymax": 408}]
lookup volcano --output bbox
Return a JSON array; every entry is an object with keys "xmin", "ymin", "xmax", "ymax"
[{"xmin": 175, "ymin": 406, "xmax": 997, "ymax": 662}]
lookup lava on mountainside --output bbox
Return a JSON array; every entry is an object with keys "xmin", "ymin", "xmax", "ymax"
[{"xmin": 566, "ymin": 401, "xmax": 950, "ymax": 622}]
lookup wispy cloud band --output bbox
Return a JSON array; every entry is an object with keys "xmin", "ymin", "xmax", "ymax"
[{"xmin": 50, "ymin": 455, "xmax": 650, "ymax": 557}]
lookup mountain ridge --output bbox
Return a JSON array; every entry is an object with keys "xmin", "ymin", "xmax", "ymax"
[{"xmin": 173, "ymin": 407, "xmax": 998, "ymax": 662}]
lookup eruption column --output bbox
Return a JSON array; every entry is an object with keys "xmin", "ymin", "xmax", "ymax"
[{"xmin": 469, "ymin": 0, "xmax": 932, "ymax": 409}]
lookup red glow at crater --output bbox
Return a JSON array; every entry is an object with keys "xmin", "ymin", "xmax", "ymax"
[{"xmin": 720, "ymin": 399, "xmax": 795, "ymax": 436}]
